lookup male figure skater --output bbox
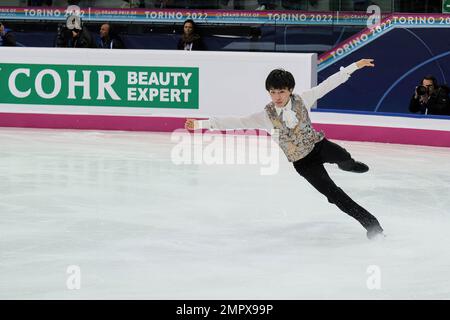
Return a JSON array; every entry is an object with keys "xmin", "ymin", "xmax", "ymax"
[{"xmin": 185, "ymin": 59, "xmax": 384, "ymax": 239}]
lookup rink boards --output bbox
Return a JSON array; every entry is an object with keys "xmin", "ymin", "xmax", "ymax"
[
  {"xmin": 0, "ymin": 47, "xmax": 449, "ymax": 147},
  {"xmin": 311, "ymin": 111, "xmax": 450, "ymax": 148}
]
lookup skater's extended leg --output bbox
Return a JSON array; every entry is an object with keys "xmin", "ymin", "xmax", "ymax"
[
  {"xmin": 319, "ymin": 139, "xmax": 369, "ymax": 173},
  {"xmin": 293, "ymin": 160, "xmax": 383, "ymax": 238}
]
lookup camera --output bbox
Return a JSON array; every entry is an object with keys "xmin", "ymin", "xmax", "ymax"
[
  {"xmin": 55, "ymin": 14, "xmax": 83, "ymax": 47},
  {"xmin": 416, "ymin": 85, "xmax": 428, "ymax": 96},
  {"xmin": 56, "ymin": 23, "xmax": 73, "ymax": 47}
]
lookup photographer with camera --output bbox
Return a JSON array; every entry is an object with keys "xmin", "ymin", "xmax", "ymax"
[
  {"xmin": 409, "ymin": 75, "xmax": 450, "ymax": 116},
  {"xmin": 55, "ymin": 13, "xmax": 97, "ymax": 48}
]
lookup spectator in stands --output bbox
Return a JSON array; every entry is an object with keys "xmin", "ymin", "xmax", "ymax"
[
  {"xmin": 177, "ymin": 19, "xmax": 205, "ymax": 51},
  {"xmin": 56, "ymin": 15, "xmax": 97, "ymax": 48},
  {"xmin": 219, "ymin": 0, "xmax": 245, "ymax": 10},
  {"xmin": 121, "ymin": 0, "xmax": 145, "ymax": 8},
  {"xmin": 0, "ymin": 21, "xmax": 16, "ymax": 47},
  {"xmin": 27, "ymin": 0, "xmax": 53, "ymax": 6},
  {"xmin": 158, "ymin": 0, "xmax": 178, "ymax": 8},
  {"xmin": 281, "ymin": 0, "xmax": 304, "ymax": 10},
  {"xmin": 409, "ymin": 75, "xmax": 450, "ymax": 116},
  {"xmin": 98, "ymin": 23, "xmax": 124, "ymax": 49},
  {"xmin": 256, "ymin": 1, "xmax": 278, "ymax": 10},
  {"xmin": 353, "ymin": 0, "xmax": 376, "ymax": 11}
]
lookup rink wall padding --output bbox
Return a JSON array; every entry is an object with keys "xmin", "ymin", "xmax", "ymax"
[
  {"xmin": 313, "ymin": 123, "xmax": 450, "ymax": 148},
  {"xmin": 0, "ymin": 111, "xmax": 449, "ymax": 148},
  {"xmin": 0, "ymin": 112, "xmax": 187, "ymax": 132}
]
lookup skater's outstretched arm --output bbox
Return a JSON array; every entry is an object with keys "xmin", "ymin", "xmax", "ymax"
[
  {"xmin": 185, "ymin": 111, "xmax": 273, "ymax": 131},
  {"xmin": 300, "ymin": 58, "xmax": 375, "ymax": 110}
]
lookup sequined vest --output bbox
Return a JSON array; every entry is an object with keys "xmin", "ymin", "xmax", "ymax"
[{"xmin": 265, "ymin": 94, "xmax": 324, "ymax": 162}]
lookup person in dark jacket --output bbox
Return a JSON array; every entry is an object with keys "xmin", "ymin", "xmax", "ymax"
[
  {"xmin": 409, "ymin": 75, "xmax": 450, "ymax": 116},
  {"xmin": 98, "ymin": 23, "xmax": 124, "ymax": 49},
  {"xmin": 56, "ymin": 15, "xmax": 97, "ymax": 48},
  {"xmin": 177, "ymin": 19, "xmax": 205, "ymax": 51},
  {"xmin": 69, "ymin": 27, "xmax": 97, "ymax": 48},
  {"xmin": 0, "ymin": 21, "xmax": 17, "ymax": 46}
]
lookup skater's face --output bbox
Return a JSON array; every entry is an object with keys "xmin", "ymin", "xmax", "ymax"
[{"xmin": 268, "ymin": 87, "xmax": 293, "ymax": 108}]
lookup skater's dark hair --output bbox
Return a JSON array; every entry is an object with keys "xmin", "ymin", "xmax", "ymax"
[{"xmin": 265, "ymin": 69, "xmax": 295, "ymax": 91}]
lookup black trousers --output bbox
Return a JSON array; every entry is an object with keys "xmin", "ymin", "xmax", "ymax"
[{"xmin": 293, "ymin": 139, "xmax": 381, "ymax": 231}]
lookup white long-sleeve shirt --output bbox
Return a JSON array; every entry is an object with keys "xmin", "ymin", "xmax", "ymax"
[{"xmin": 197, "ymin": 62, "xmax": 359, "ymax": 131}]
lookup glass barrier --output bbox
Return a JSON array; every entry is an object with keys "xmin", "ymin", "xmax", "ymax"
[
  {"xmin": 2, "ymin": 1, "xmax": 449, "ymax": 117},
  {"xmin": 1, "ymin": 1, "xmax": 445, "ymax": 13}
]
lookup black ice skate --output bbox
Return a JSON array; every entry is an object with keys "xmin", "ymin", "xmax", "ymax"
[
  {"xmin": 338, "ymin": 160, "xmax": 369, "ymax": 173},
  {"xmin": 366, "ymin": 225, "xmax": 385, "ymax": 240}
]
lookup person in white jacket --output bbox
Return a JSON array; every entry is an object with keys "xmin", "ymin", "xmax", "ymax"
[{"xmin": 185, "ymin": 59, "xmax": 384, "ymax": 240}]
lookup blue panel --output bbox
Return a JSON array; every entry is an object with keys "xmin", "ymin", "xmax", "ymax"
[{"xmin": 317, "ymin": 27, "xmax": 450, "ymax": 115}]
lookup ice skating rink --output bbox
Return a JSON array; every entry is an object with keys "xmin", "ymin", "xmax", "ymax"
[{"xmin": 1, "ymin": 127, "xmax": 449, "ymax": 299}]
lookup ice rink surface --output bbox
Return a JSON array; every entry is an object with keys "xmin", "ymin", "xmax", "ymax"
[{"xmin": 1, "ymin": 128, "xmax": 449, "ymax": 299}]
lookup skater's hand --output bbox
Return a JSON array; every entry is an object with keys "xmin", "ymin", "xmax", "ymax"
[
  {"xmin": 356, "ymin": 59, "xmax": 375, "ymax": 69},
  {"xmin": 185, "ymin": 118, "xmax": 198, "ymax": 130}
]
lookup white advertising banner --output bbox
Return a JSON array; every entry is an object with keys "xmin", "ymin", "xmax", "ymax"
[{"xmin": 0, "ymin": 47, "xmax": 317, "ymax": 118}]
